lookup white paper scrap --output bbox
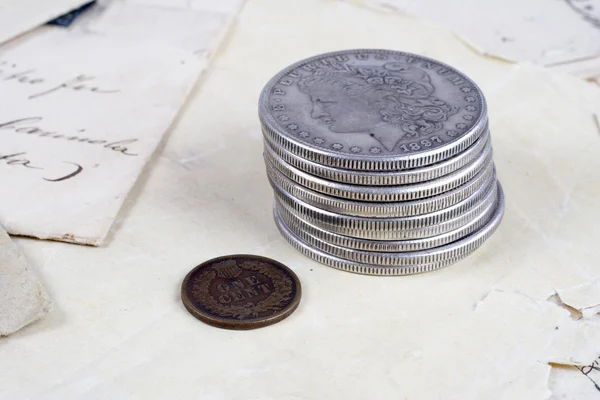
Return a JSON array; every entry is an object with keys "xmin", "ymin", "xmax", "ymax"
[
  {"xmin": 557, "ymin": 282, "xmax": 600, "ymax": 319},
  {"xmin": 0, "ymin": 225, "xmax": 51, "ymax": 336}
]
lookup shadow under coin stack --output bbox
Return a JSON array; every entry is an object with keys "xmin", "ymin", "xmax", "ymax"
[{"xmin": 259, "ymin": 49, "xmax": 504, "ymax": 276}]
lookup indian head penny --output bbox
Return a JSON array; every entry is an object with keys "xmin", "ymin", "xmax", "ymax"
[{"xmin": 181, "ymin": 255, "xmax": 301, "ymax": 330}]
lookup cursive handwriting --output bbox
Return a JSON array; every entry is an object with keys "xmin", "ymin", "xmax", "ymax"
[
  {"xmin": 0, "ymin": 60, "xmax": 120, "ymax": 99},
  {"xmin": 29, "ymin": 75, "xmax": 120, "ymax": 99},
  {"xmin": 0, "ymin": 117, "xmax": 138, "ymax": 156},
  {"xmin": 0, "ymin": 153, "xmax": 83, "ymax": 182},
  {"xmin": 578, "ymin": 353, "xmax": 600, "ymax": 392},
  {"xmin": 0, "ymin": 152, "xmax": 42, "ymax": 170},
  {"xmin": 565, "ymin": 0, "xmax": 600, "ymax": 29}
]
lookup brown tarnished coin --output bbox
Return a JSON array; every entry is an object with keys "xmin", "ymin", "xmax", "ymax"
[{"xmin": 181, "ymin": 255, "xmax": 302, "ymax": 330}]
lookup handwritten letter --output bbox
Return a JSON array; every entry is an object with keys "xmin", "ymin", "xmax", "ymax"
[{"xmin": 0, "ymin": 30, "xmax": 203, "ymax": 245}]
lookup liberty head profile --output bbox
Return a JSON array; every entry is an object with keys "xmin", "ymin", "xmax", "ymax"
[{"xmin": 297, "ymin": 61, "xmax": 458, "ymax": 151}]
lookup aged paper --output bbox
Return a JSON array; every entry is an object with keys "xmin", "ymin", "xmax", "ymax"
[
  {"xmin": 90, "ymin": 0, "xmax": 243, "ymax": 57},
  {"xmin": 550, "ymin": 360, "xmax": 600, "ymax": 399},
  {"xmin": 557, "ymin": 281, "xmax": 600, "ymax": 319},
  {"xmin": 0, "ymin": 0, "xmax": 599, "ymax": 398},
  {"xmin": 0, "ymin": 0, "xmax": 241, "ymax": 246},
  {"xmin": 356, "ymin": 0, "xmax": 600, "ymax": 79},
  {"xmin": 130, "ymin": 0, "xmax": 243, "ymax": 14},
  {"xmin": 0, "ymin": 225, "xmax": 51, "ymax": 336},
  {"xmin": 0, "ymin": 29, "xmax": 203, "ymax": 245},
  {"xmin": 0, "ymin": 0, "xmax": 91, "ymax": 45}
]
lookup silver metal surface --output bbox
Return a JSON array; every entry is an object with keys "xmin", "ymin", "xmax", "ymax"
[
  {"xmin": 266, "ymin": 160, "xmax": 496, "ymax": 217},
  {"xmin": 274, "ymin": 179, "xmax": 496, "ymax": 240},
  {"xmin": 259, "ymin": 49, "xmax": 504, "ymax": 275},
  {"xmin": 273, "ymin": 183, "xmax": 505, "ymax": 275},
  {"xmin": 279, "ymin": 184, "xmax": 501, "ymax": 265},
  {"xmin": 264, "ymin": 141, "xmax": 493, "ymax": 202},
  {"xmin": 259, "ymin": 49, "xmax": 488, "ymax": 171},
  {"xmin": 262, "ymin": 128, "xmax": 490, "ymax": 186},
  {"xmin": 274, "ymin": 175, "xmax": 497, "ymax": 239},
  {"xmin": 276, "ymin": 192, "xmax": 498, "ymax": 252}
]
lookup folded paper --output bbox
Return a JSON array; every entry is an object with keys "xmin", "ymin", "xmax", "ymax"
[{"xmin": 0, "ymin": 0, "xmax": 91, "ymax": 45}]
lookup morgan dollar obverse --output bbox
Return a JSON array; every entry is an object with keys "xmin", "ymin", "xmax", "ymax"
[{"xmin": 259, "ymin": 49, "xmax": 488, "ymax": 171}]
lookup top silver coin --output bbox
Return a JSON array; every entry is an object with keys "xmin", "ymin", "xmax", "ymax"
[{"xmin": 259, "ymin": 49, "xmax": 488, "ymax": 171}]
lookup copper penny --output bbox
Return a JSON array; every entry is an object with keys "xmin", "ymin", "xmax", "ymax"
[{"xmin": 181, "ymin": 255, "xmax": 302, "ymax": 330}]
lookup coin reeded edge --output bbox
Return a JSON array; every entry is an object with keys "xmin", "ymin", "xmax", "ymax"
[
  {"xmin": 276, "ymin": 193, "xmax": 497, "ymax": 252},
  {"xmin": 262, "ymin": 128, "xmax": 491, "ymax": 186},
  {"xmin": 274, "ymin": 183, "xmax": 496, "ymax": 241},
  {"xmin": 266, "ymin": 159, "xmax": 497, "ymax": 218},
  {"xmin": 278, "ymin": 186, "xmax": 500, "ymax": 265},
  {"xmin": 272, "ymin": 183, "xmax": 505, "ymax": 275},
  {"xmin": 272, "ymin": 172, "xmax": 498, "ymax": 230},
  {"xmin": 264, "ymin": 141, "xmax": 494, "ymax": 202}
]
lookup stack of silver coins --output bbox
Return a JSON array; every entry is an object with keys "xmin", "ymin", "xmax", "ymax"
[{"xmin": 259, "ymin": 49, "xmax": 504, "ymax": 276}]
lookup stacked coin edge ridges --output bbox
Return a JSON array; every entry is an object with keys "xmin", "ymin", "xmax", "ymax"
[
  {"xmin": 264, "ymin": 142, "xmax": 495, "ymax": 202},
  {"xmin": 258, "ymin": 49, "xmax": 504, "ymax": 275},
  {"xmin": 273, "ymin": 181, "xmax": 498, "ymax": 240},
  {"xmin": 266, "ymin": 159, "xmax": 497, "ymax": 218},
  {"xmin": 262, "ymin": 128, "xmax": 491, "ymax": 186},
  {"xmin": 275, "ymin": 196, "xmax": 498, "ymax": 253},
  {"xmin": 273, "ymin": 188, "xmax": 505, "ymax": 275}
]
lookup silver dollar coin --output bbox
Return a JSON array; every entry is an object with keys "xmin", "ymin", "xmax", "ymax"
[
  {"xmin": 276, "ymin": 195, "xmax": 498, "ymax": 253},
  {"xmin": 264, "ymin": 141, "xmax": 493, "ymax": 202},
  {"xmin": 259, "ymin": 49, "xmax": 488, "ymax": 171},
  {"xmin": 278, "ymin": 185, "xmax": 501, "ymax": 266},
  {"xmin": 273, "ymin": 184, "xmax": 505, "ymax": 275},
  {"xmin": 274, "ymin": 181, "xmax": 496, "ymax": 240},
  {"xmin": 263, "ymin": 127, "xmax": 490, "ymax": 186},
  {"xmin": 266, "ymin": 160, "xmax": 496, "ymax": 218},
  {"xmin": 271, "ymin": 171, "xmax": 497, "ymax": 233}
]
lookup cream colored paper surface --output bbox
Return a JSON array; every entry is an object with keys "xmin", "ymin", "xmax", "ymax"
[
  {"xmin": 0, "ymin": 29, "xmax": 203, "ymax": 245},
  {"xmin": 0, "ymin": 0, "xmax": 240, "ymax": 245},
  {"xmin": 359, "ymin": 0, "xmax": 600, "ymax": 79},
  {"xmin": 89, "ymin": 0, "xmax": 242, "ymax": 56},
  {"xmin": 0, "ymin": 0, "xmax": 90, "ymax": 45},
  {"xmin": 0, "ymin": 0, "xmax": 599, "ymax": 398},
  {"xmin": 0, "ymin": 224, "xmax": 51, "ymax": 337}
]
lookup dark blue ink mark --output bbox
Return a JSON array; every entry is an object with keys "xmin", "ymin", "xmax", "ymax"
[{"xmin": 47, "ymin": 1, "xmax": 96, "ymax": 27}]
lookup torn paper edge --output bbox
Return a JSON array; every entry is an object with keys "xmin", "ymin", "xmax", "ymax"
[{"xmin": 0, "ymin": 227, "xmax": 52, "ymax": 337}]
